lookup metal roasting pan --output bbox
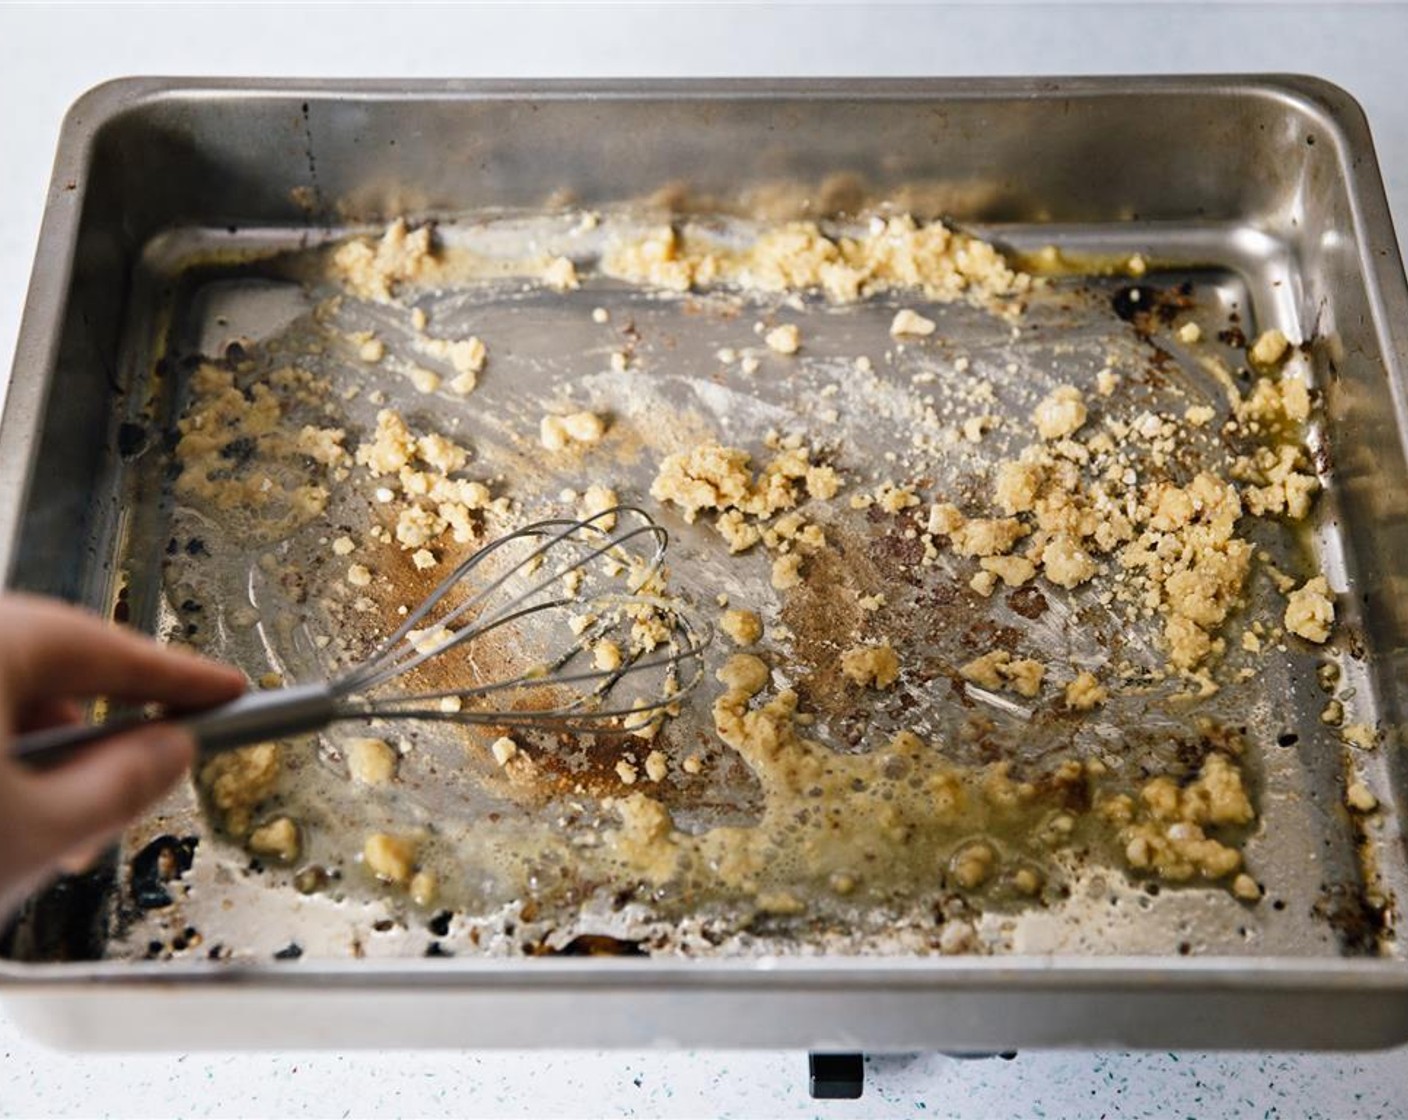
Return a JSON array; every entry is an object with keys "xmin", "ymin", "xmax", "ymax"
[{"xmin": 1, "ymin": 77, "xmax": 1408, "ymax": 1051}]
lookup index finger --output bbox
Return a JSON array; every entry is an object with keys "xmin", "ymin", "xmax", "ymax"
[{"xmin": 0, "ymin": 594, "xmax": 247, "ymax": 721}]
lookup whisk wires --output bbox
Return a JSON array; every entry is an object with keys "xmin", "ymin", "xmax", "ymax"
[{"xmin": 329, "ymin": 507, "xmax": 709, "ymax": 733}]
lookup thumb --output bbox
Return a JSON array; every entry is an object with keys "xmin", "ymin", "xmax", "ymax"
[{"xmin": 19, "ymin": 724, "xmax": 196, "ymax": 866}]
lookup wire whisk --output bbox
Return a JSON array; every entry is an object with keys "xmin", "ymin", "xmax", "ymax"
[{"xmin": 11, "ymin": 507, "xmax": 712, "ymax": 767}]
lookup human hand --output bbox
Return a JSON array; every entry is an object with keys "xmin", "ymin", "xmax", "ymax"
[{"xmin": 0, "ymin": 594, "xmax": 246, "ymax": 917}]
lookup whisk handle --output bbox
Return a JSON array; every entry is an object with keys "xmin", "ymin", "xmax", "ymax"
[
  {"xmin": 187, "ymin": 683, "xmax": 338, "ymax": 755},
  {"xmin": 9, "ymin": 717, "xmax": 150, "ymax": 769},
  {"xmin": 9, "ymin": 683, "xmax": 338, "ymax": 769}
]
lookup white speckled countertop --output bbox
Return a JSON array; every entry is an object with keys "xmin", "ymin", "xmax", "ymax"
[
  {"xmin": 2, "ymin": 3, "xmax": 1406, "ymax": 1116},
  {"xmin": 0, "ymin": 1023, "xmax": 1406, "ymax": 1119}
]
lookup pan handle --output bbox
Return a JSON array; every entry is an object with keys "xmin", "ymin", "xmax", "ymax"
[{"xmin": 8, "ymin": 683, "xmax": 339, "ymax": 769}]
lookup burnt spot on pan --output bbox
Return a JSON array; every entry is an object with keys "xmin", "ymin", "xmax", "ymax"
[
  {"xmin": 522, "ymin": 933, "xmax": 650, "ymax": 957},
  {"xmin": 217, "ymin": 435, "xmax": 259, "ymax": 467},
  {"xmin": 0, "ymin": 859, "xmax": 120, "ymax": 963},
  {"xmin": 117, "ymin": 422, "xmax": 148, "ymax": 459},
  {"xmin": 1006, "ymin": 586, "xmax": 1048, "ymax": 620},
  {"xmin": 112, "ymin": 581, "xmax": 131, "ymax": 624},
  {"xmin": 1112, "ymin": 281, "xmax": 1195, "ymax": 333},
  {"xmin": 293, "ymin": 866, "xmax": 331, "ymax": 895},
  {"xmin": 130, "ymin": 834, "xmax": 198, "ymax": 910},
  {"xmin": 1312, "ymin": 881, "xmax": 1389, "ymax": 957},
  {"xmin": 1218, "ymin": 325, "xmax": 1248, "ymax": 350}
]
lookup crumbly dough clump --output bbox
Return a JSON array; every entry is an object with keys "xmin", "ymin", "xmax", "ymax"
[
  {"xmin": 840, "ymin": 643, "xmax": 901, "ymax": 689},
  {"xmin": 248, "ymin": 817, "xmax": 300, "ymax": 863},
  {"xmin": 764, "ymin": 323, "xmax": 801, "ymax": 355},
  {"xmin": 607, "ymin": 792, "xmax": 681, "ymax": 884},
  {"xmin": 1121, "ymin": 473, "xmax": 1251, "ymax": 671},
  {"xmin": 174, "ymin": 364, "xmax": 349, "ymax": 540},
  {"xmin": 980, "ymin": 555, "xmax": 1037, "ymax": 588},
  {"xmin": 1285, "ymin": 576, "xmax": 1335, "ymax": 643},
  {"xmin": 491, "ymin": 736, "xmax": 518, "ymax": 766},
  {"xmin": 199, "ymin": 744, "xmax": 281, "ymax": 837},
  {"xmin": 593, "ymin": 639, "xmax": 624, "ymax": 671},
  {"xmin": 346, "ymin": 738, "xmax": 398, "ymax": 785},
  {"xmin": 937, "ymin": 442, "xmax": 1257, "ymax": 674},
  {"xmin": 542, "ymin": 256, "xmax": 579, "ymax": 292},
  {"xmin": 890, "ymin": 308, "xmax": 937, "ymax": 337},
  {"xmin": 579, "ymin": 484, "xmax": 619, "ymax": 530},
  {"xmin": 416, "ymin": 335, "xmax": 486, "ymax": 395},
  {"xmin": 364, "ymin": 833, "xmax": 417, "ymax": 885},
  {"xmin": 354, "ymin": 408, "xmax": 496, "ymax": 550},
  {"xmin": 1064, "ymin": 672, "xmax": 1107, "ymax": 711},
  {"xmin": 928, "ymin": 506, "xmax": 1030, "ymax": 560},
  {"xmin": 1032, "ymin": 385, "xmax": 1088, "ymax": 440},
  {"xmin": 541, "ymin": 411, "xmax": 607, "ymax": 451},
  {"xmin": 1342, "ymin": 724, "xmax": 1378, "ymax": 751},
  {"xmin": 1106, "ymin": 752, "xmax": 1253, "ymax": 883},
  {"xmin": 720, "ymin": 608, "xmax": 764, "ymax": 646},
  {"xmin": 960, "ymin": 650, "xmax": 1045, "ymax": 698},
  {"xmin": 1346, "ymin": 781, "xmax": 1378, "ymax": 813},
  {"xmin": 770, "ymin": 553, "xmax": 803, "ymax": 590},
  {"xmin": 329, "ymin": 218, "xmax": 439, "ymax": 302},
  {"xmin": 717, "ymin": 653, "xmax": 771, "ymax": 695},
  {"xmin": 1249, "ymin": 327, "xmax": 1291, "ymax": 368},
  {"xmin": 651, "ymin": 439, "xmax": 839, "ymax": 563},
  {"xmin": 603, "ymin": 214, "xmax": 1031, "ymax": 312}
]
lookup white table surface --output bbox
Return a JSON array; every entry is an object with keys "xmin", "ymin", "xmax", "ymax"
[{"xmin": 2, "ymin": 3, "xmax": 1407, "ymax": 1117}]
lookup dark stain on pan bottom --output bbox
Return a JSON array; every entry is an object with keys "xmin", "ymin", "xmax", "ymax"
[
  {"xmin": 0, "ymin": 860, "xmax": 119, "ymax": 963},
  {"xmin": 129, "ymin": 834, "xmax": 198, "ymax": 910},
  {"xmin": 526, "ymin": 934, "xmax": 648, "ymax": 957},
  {"xmin": 1312, "ymin": 882, "xmax": 1390, "ymax": 956}
]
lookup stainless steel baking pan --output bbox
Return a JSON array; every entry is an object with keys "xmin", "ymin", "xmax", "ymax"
[{"xmin": 2, "ymin": 77, "xmax": 1407, "ymax": 1051}]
